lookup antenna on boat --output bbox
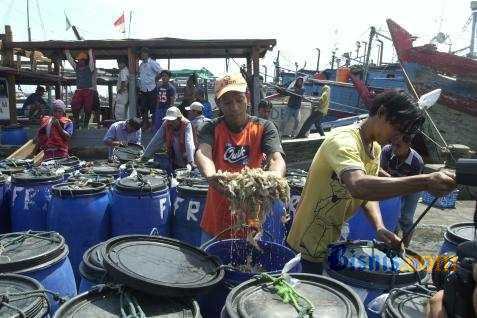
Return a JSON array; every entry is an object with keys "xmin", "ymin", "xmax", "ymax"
[
  {"xmin": 469, "ymin": 1, "xmax": 477, "ymax": 58},
  {"xmin": 26, "ymin": 0, "xmax": 32, "ymax": 41}
]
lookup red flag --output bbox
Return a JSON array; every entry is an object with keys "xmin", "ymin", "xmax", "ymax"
[{"xmin": 114, "ymin": 12, "xmax": 125, "ymax": 33}]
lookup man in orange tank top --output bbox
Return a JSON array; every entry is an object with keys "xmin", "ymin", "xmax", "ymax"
[{"xmin": 195, "ymin": 73, "xmax": 286, "ymax": 243}]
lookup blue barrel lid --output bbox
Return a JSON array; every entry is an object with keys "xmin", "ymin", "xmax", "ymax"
[
  {"xmin": 444, "ymin": 222, "xmax": 477, "ymax": 246},
  {"xmin": 383, "ymin": 285, "xmax": 436, "ymax": 318},
  {"xmin": 225, "ymin": 273, "xmax": 366, "ymax": 318},
  {"xmin": 53, "ymin": 285, "xmax": 200, "ymax": 318},
  {"xmin": 326, "ymin": 240, "xmax": 428, "ymax": 290},
  {"xmin": 115, "ymin": 175, "xmax": 168, "ymax": 193},
  {"xmin": 101, "ymin": 235, "xmax": 224, "ymax": 297},
  {"xmin": 52, "ymin": 181, "xmax": 108, "ymax": 197},
  {"xmin": 113, "ymin": 143, "xmax": 144, "ymax": 162},
  {"xmin": 79, "ymin": 242, "xmax": 107, "ymax": 284},
  {"xmin": 11, "ymin": 169, "xmax": 63, "ymax": 184},
  {"xmin": 0, "ymin": 273, "xmax": 49, "ymax": 318},
  {"xmin": 0, "ymin": 231, "xmax": 68, "ymax": 274}
]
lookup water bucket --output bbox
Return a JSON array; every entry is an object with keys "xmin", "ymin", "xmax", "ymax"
[
  {"xmin": 0, "ymin": 175, "xmax": 9, "ymax": 233},
  {"xmin": 0, "ymin": 273, "xmax": 49, "ymax": 318},
  {"xmin": 10, "ymin": 171, "xmax": 63, "ymax": 231},
  {"xmin": 382, "ymin": 285, "xmax": 436, "ymax": 318},
  {"xmin": 78, "ymin": 242, "xmax": 107, "ymax": 293},
  {"xmin": 101, "ymin": 235, "xmax": 224, "ymax": 297},
  {"xmin": 1, "ymin": 125, "xmax": 28, "ymax": 145},
  {"xmin": 0, "ymin": 231, "xmax": 77, "ymax": 313},
  {"xmin": 223, "ymin": 273, "xmax": 367, "ymax": 317},
  {"xmin": 325, "ymin": 240, "xmax": 428, "ymax": 318},
  {"xmin": 53, "ymin": 285, "xmax": 201, "ymax": 318},
  {"xmin": 172, "ymin": 181, "xmax": 209, "ymax": 246},
  {"xmin": 154, "ymin": 152, "xmax": 172, "ymax": 175},
  {"xmin": 48, "ymin": 182, "xmax": 110, "ymax": 283},
  {"xmin": 111, "ymin": 175, "xmax": 171, "ymax": 236},
  {"xmin": 347, "ymin": 196, "xmax": 402, "ymax": 241},
  {"xmin": 200, "ymin": 239, "xmax": 302, "ymax": 317},
  {"xmin": 439, "ymin": 222, "xmax": 477, "ymax": 254}
]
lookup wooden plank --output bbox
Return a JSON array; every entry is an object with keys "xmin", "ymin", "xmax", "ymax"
[
  {"xmin": 7, "ymin": 139, "xmax": 35, "ymax": 159},
  {"xmin": 33, "ymin": 151, "xmax": 44, "ymax": 165}
]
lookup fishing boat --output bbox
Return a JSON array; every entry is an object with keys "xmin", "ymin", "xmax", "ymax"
[{"xmin": 387, "ymin": 17, "xmax": 477, "ymax": 155}]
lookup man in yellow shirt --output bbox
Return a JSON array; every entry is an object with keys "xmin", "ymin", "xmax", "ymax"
[{"xmin": 287, "ymin": 91, "xmax": 456, "ymax": 274}]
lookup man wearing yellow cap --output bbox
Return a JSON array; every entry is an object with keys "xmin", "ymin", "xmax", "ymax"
[{"xmin": 195, "ymin": 73, "xmax": 286, "ymax": 242}]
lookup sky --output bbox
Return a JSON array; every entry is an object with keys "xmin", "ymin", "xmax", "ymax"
[{"xmin": 0, "ymin": 0, "xmax": 474, "ymax": 89}]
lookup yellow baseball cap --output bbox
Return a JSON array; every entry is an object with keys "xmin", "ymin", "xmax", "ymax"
[{"xmin": 214, "ymin": 73, "xmax": 247, "ymax": 100}]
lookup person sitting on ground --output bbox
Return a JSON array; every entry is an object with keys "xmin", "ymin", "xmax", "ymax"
[
  {"xmin": 277, "ymin": 77, "xmax": 304, "ymax": 138},
  {"xmin": 65, "ymin": 49, "xmax": 96, "ymax": 129},
  {"xmin": 113, "ymin": 57, "xmax": 129, "ymax": 120},
  {"xmin": 154, "ymin": 70, "xmax": 176, "ymax": 132},
  {"xmin": 36, "ymin": 100, "xmax": 73, "ymax": 160},
  {"xmin": 143, "ymin": 106, "xmax": 195, "ymax": 169},
  {"xmin": 103, "ymin": 117, "xmax": 142, "ymax": 159},
  {"xmin": 287, "ymin": 90, "xmax": 456, "ymax": 275},
  {"xmin": 186, "ymin": 101, "xmax": 211, "ymax": 146},
  {"xmin": 295, "ymin": 85, "xmax": 330, "ymax": 138},
  {"xmin": 380, "ymin": 134, "xmax": 424, "ymax": 247},
  {"xmin": 22, "ymin": 85, "xmax": 48, "ymax": 120}
]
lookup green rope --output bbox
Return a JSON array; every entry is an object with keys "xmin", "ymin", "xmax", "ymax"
[{"xmin": 257, "ymin": 273, "xmax": 314, "ymax": 317}]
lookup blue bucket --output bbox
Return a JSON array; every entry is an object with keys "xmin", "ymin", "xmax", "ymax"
[
  {"xmin": 10, "ymin": 171, "xmax": 63, "ymax": 232},
  {"xmin": 111, "ymin": 175, "xmax": 171, "ymax": 236},
  {"xmin": 439, "ymin": 222, "xmax": 477, "ymax": 254},
  {"xmin": 78, "ymin": 243, "xmax": 107, "ymax": 293},
  {"xmin": 172, "ymin": 181, "xmax": 209, "ymax": 246},
  {"xmin": 200, "ymin": 238, "xmax": 302, "ymax": 317},
  {"xmin": 0, "ymin": 231, "xmax": 77, "ymax": 314},
  {"xmin": 47, "ymin": 182, "xmax": 111, "ymax": 283},
  {"xmin": 347, "ymin": 196, "xmax": 402, "ymax": 241},
  {"xmin": 1, "ymin": 125, "xmax": 27, "ymax": 145},
  {"xmin": 0, "ymin": 175, "xmax": 9, "ymax": 233},
  {"xmin": 154, "ymin": 152, "xmax": 172, "ymax": 175},
  {"xmin": 325, "ymin": 240, "xmax": 428, "ymax": 318}
]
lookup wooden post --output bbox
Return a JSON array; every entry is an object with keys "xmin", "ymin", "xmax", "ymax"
[
  {"xmin": 127, "ymin": 47, "xmax": 137, "ymax": 119},
  {"xmin": 251, "ymin": 48, "xmax": 260, "ymax": 116},
  {"xmin": 3, "ymin": 26, "xmax": 17, "ymax": 125},
  {"xmin": 53, "ymin": 56, "xmax": 61, "ymax": 99},
  {"xmin": 46, "ymin": 63, "xmax": 52, "ymax": 107},
  {"xmin": 246, "ymin": 57, "xmax": 252, "ymax": 78},
  {"xmin": 108, "ymin": 84, "xmax": 113, "ymax": 118}
]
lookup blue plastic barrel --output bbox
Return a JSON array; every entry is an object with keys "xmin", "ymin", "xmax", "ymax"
[
  {"xmin": 48, "ymin": 182, "xmax": 110, "ymax": 283},
  {"xmin": 0, "ymin": 175, "xmax": 9, "ymax": 233},
  {"xmin": 347, "ymin": 196, "xmax": 402, "ymax": 241},
  {"xmin": 439, "ymin": 222, "xmax": 477, "ymax": 254},
  {"xmin": 325, "ymin": 240, "xmax": 428, "ymax": 318},
  {"xmin": 10, "ymin": 171, "xmax": 63, "ymax": 232},
  {"xmin": 0, "ymin": 231, "xmax": 77, "ymax": 314},
  {"xmin": 200, "ymin": 239, "xmax": 302, "ymax": 318},
  {"xmin": 111, "ymin": 175, "xmax": 171, "ymax": 236},
  {"xmin": 172, "ymin": 181, "xmax": 209, "ymax": 246},
  {"xmin": 1, "ymin": 125, "xmax": 27, "ymax": 145},
  {"xmin": 154, "ymin": 152, "xmax": 172, "ymax": 175},
  {"xmin": 78, "ymin": 242, "xmax": 107, "ymax": 293},
  {"xmin": 261, "ymin": 200, "xmax": 287, "ymax": 244}
]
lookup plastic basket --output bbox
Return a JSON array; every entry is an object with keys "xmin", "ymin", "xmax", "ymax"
[{"xmin": 422, "ymin": 190, "xmax": 459, "ymax": 209}]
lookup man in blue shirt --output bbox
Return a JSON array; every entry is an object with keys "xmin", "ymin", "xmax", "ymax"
[
  {"xmin": 138, "ymin": 47, "xmax": 162, "ymax": 130},
  {"xmin": 154, "ymin": 70, "xmax": 176, "ymax": 132},
  {"xmin": 103, "ymin": 117, "xmax": 142, "ymax": 158},
  {"xmin": 22, "ymin": 86, "xmax": 48, "ymax": 120},
  {"xmin": 380, "ymin": 134, "xmax": 424, "ymax": 246},
  {"xmin": 277, "ymin": 77, "xmax": 304, "ymax": 138}
]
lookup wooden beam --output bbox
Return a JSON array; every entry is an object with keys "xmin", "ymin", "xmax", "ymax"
[
  {"xmin": 251, "ymin": 47, "xmax": 260, "ymax": 115},
  {"xmin": 3, "ymin": 26, "xmax": 17, "ymax": 125},
  {"xmin": 53, "ymin": 57, "xmax": 61, "ymax": 99},
  {"xmin": 127, "ymin": 47, "xmax": 137, "ymax": 119},
  {"xmin": 7, "ymin": 139, "xmax": 35, "ymax": 159},
  {"xmin": 108, "ymin": 84, "xmax": 113, "ymax": 109}
]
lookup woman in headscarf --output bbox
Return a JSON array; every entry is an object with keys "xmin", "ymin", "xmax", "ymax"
[{"xmin": 295, "ymin": 85, "xmax": 330, "ymax": 138}]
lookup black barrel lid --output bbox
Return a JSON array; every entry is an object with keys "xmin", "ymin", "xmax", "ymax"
[
  {"xmin": 445, "ymin": 222, "xmax": 477, "ymax": 246},
  {"xmin": 11, "ymin": 169, "xmax": 62, "ymax": 184},
  {"xmin": 43, "ymin": 156, "xmax": 80, "ymax": 168},
  {"xmin": 53, "ymin": 285, "xmax": 200, "ymax": 318},
  {"xmin": 0, "ymin": 273, "xmax": 49, "ymax": 318},
  {"xmin": 115, "ymin": 175, "xmax": 168, "ymax": 193},
  {"xmin": 225, "ymin": 273, "xmax": 366, "ymax": 318},
  {"xmin": 113, "ymin": 143, "xmax": 144, "ymax": 162},
  {"xmin": 1, "ymin": 158, "xmax": 33, "ymax": 168},
  {"xmin": 79, "ymin": 243, "xmax": 107, "ymax": 284},
  {"xmin": 286, "ymin": 169, "xmax": 307, "ymax": 178},
  {"xmin": 135, "ymin": 166, "xmax": 167, "ymax": 177},
  {"xmin": 177, "ymin": 181, "xmax": 209, "ymax": 195},
  {"xmin": 52, "ymin": 181, "xmax": 107, "ymax": 197},
  {"xmin": 0, "ymin": 231, "xmax": 68, "ymax": 274},
  {"xmin": 326, "ymin": 240, "xmax": 428, "ymax": 290},
  {"xmin": 384, "ymin": 285, "xmax": 436, "ymax": 318},
  {"xmin": 70, "ymin": 173, "xmax": 115, "ymax": 186},
  {"xmin": 101, "ymin": 235, "xmax": 224, "ymax": 297},
  {"xmin": 91, "ymin": 165, "xmax": 120, "ymax": 176}
]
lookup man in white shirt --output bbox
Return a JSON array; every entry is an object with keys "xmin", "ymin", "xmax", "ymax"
[
  {"xmin": 186, "ymin": 101, "xmax": 211, "ymax": 146},
  {"xmin": 138, "ymin": 47, "xmax": 162, "ymax": 129},
  {"xmin": 114, "ymin": 57, "xmax": 129, "ymax": 120}
]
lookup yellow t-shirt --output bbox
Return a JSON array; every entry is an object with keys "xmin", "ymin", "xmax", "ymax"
[{"xmin": 287, "ymin": 126, "xmax": 381, "ymax": 262}]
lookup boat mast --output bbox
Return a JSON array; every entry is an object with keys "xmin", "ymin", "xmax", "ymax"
[
  {"xmin": 470, "ymin": 1, "xmax": 477, "ymax": 58},
  {"xmin": 363, "ymin": 26, "xmax": 376, "ymax": 83},
  {"xmin": 26, "ymin": 0, "xmax": 31, "ymax": 41}
]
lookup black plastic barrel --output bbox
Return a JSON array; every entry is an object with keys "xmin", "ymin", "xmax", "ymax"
[
  {"xmin": 78, "ymin": 242, "xmax": 107, "ymax": 293},
  {"xmin": 439, "ymin": 222, "xmax": 477, "ymax": 254},
  {"xmin": 0, "ymin": 273, "xmax": 49, "ymax": 318},
  {"xmin": 223, "ymin": 273, "xmax": 366, "ymax": 317},
  {"xmin": 382, "ymin": 285, "xmax": 436, "ymax": 317},
  {"xmin": 53, "ymin": 285, "xmax": 201, "ymax": 317}
]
